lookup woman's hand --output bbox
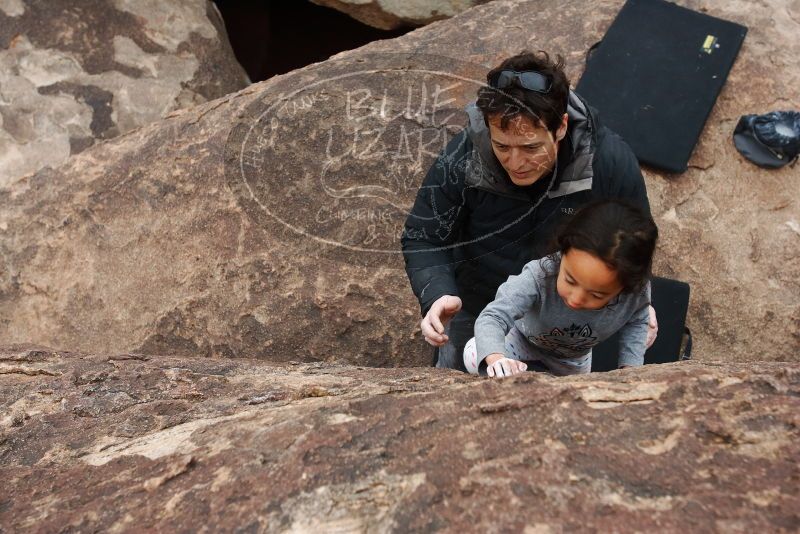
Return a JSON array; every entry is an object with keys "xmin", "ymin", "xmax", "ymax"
[
  {"xmin": 646, "ymin": 305, "xmax": 658, "ymax": 348},
  {"xmin": 485, "ymin": 353, "xmax": 527, "ymax": 378},
  {"xmin": 420, "ymin": 295, "xmax": 462, "ymax": 346}
]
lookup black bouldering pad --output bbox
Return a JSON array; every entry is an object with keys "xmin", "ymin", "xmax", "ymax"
[
  {"xmin": 576, "ymin": 0, "xmax": 747, "ymax": 173},
  {"xmin": 592, "ymin": 276, "xmax": 691, "ymax": 372}
]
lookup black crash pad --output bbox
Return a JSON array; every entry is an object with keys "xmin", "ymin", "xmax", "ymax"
[
  {"xmin": 592, "ymin": 276, "xmax": 691, "ymax": 372},
  {"xmin": 576, "ymin": 0, "xmax": 747, "ymax": 173}
]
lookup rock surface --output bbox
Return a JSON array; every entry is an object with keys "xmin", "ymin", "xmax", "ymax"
[
  {"xmin": 1, "ymin": 345, "xmax": 799, "ymax": 531},
  {"xmin": 0, "ymin": 0, "xmax": 798, "ymax": 365},
  {"xmin": 311, "ymin": 0, "xmax": 488, "ymax": 30},
  {"xmin": 0, "ymin": 0, "xmax": 249, "ymax": 186}
]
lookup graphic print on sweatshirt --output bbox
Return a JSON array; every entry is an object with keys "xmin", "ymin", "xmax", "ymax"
[{"xmin": 530, "ymin": 323, "xmax": 597, "ymax": 357}]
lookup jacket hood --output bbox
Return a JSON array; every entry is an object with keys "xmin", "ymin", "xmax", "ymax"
[{"xmin": 464, "ymin": 90, "xmax": 596, "ymax": 199}]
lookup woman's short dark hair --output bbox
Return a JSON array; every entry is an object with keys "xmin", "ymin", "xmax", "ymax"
[
  {"xmin": 476, "ymin": 50, "xmax": 571, "ymax": 132},
  {"xmin": 556, "ymin": 199, "xmax": 658, "ymax": 293}
]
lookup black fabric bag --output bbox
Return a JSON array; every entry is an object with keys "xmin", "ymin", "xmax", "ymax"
[
  {"xmin": 592, "ymin": 276, "xmax": 691, "ymax": 372},
  {"xmin": 733, "ymin": 111, "xmax": 800, "ymax": 168},
  {"xmin": 576, "ymin": 0, "xmax": 747, "ymax": 173}
]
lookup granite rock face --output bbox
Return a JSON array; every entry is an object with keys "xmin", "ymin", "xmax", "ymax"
[
  {"xmin": 311, "ymin": 0, "xmax": 489, "ymax": 29},
  {"xmin": 0, "ymin": 0, "xmax": 249, "ymax": 186},
  {"xmin": 1, "ymin": 345, "xmax": 799, "ymax": 531},
  {"xmin": 0, "ymin": 0, "xmax": 798, "ymax": 366}
]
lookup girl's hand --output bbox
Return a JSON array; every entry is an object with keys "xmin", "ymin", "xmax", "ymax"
[{"xmin": 485, "ymin": 353, "xmax": 527, "ymax": 378}]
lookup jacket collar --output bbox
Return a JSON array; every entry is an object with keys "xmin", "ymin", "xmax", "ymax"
[{"xmin": 463, "ymin": 90, "xmax": 596, "ymax": 200}]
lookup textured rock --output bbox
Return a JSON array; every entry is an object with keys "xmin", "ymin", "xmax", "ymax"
[
  {"xmin": 0, "ymin": 0, "xmax": 249, "ymax": 186},
  {"xmin": 311, "ymin": 0, "xmax": 488, "ymax": 30},
  {"xmin": 1, "ymin": 345, "xmax": 799, "ymax": 531},
  {"xmin": 0, "ymin": 0, "xmax": 798, "ymax": 366}
]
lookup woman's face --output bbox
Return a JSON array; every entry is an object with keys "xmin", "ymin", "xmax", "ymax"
[
  {"xmin": 557, "ymin": 248, "xmax": 623, "ymax": 310},
  {"xmin": 488, "ymin": 113, "xmax": 568, "ymax": 186}
]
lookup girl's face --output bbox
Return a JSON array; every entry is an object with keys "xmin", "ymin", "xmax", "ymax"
[{"xmin": 557, "ymin": 248, "xmax": 623, "ymax": 310}]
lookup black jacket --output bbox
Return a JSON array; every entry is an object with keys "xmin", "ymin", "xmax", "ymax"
[{"xmin": 401, "ymin": 91, "xmax": 650, "ymax": 318}]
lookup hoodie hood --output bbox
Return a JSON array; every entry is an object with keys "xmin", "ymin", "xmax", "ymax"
[{"xmin": 464, "ymin": 90, "xmax": 597, "ymax": 199}]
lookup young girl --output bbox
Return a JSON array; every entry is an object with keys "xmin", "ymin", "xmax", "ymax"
[{"xmin": 464, "ymin": 199, "xmax": 658, "ymax": 378}]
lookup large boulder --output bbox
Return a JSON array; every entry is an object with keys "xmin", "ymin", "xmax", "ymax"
[
  {"xmin": 0, "ymin": 0, "xmax": 797, "ymax": 365},
  {"xmin": 1, "ymin": 345, "xmax": 798, "ymax": 530},
  {"xmin": 0, "ymin": 0, "xmax": 249, "ymax": 186},
  {"xmin": 310, "ymin": 0, "xmax": 488, "ymax": 29}
]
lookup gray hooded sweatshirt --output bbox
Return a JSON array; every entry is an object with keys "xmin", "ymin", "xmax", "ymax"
[{"xmin": 474, "ymin": 253, "xmax": 650, "ymax": 368}]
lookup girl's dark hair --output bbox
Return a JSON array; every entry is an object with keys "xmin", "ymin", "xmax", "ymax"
[{"xmin": 555, "ymin": 199, "xmax": 658, "ymax": 293}]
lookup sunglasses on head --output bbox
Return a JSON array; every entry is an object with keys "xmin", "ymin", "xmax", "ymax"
[{"xmin": 488, "ymin": 70, "xmax": 552, "ymax": 93}]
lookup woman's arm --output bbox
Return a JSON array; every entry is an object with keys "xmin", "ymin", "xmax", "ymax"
[{"xmin": 401, "ymin": 131, "xmax": 471, "ymax": 317}]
